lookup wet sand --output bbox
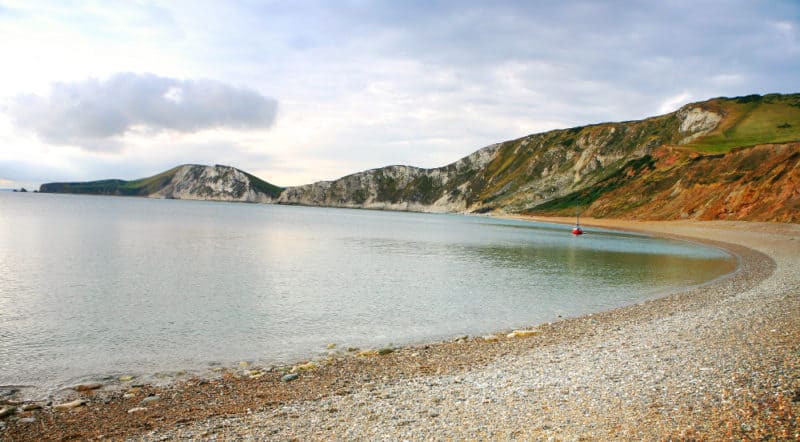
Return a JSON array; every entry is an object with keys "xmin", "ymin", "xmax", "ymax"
[{"xmin": 2, "ymin": 218, "xmax": 798, "ymax": 440}]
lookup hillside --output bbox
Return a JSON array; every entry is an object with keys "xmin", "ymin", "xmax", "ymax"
[
  {"xmin": 40, "ymin": 164, "xmax": 284, "ymax": 203},
  {"xmin": 277, "ymin": 93, "xmax": 800, "ymax": 221},
  {"xmin": 682, "ymin": 94, "xmax": 800, "ymax": 152},
  {"xmin": 39, "ymin": 93, "xmax": 800, "ymax": 222},
  {"xmin": 529, "ymin": 142, "xmax": 800, "ymax": 223}
]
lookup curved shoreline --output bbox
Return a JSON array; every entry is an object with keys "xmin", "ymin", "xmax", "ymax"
[{"xmin": 3, "ymin": 219, "xmax": 798, "ymax": 440}]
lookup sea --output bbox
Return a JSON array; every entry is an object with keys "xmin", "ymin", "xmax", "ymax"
[{"xmin": 0, "ymin": 192, "xmax": 737, "ymax": 398}]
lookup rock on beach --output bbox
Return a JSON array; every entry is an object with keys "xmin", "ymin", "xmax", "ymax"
[
  {"xmin": 281, "ymin": 373, "xmax": 299, "ymax": 382},
  {"xmin": 72, "ymin": 383, "xmax": 103, "ymax": 392},
  {"xmin": 53, "ymin": 399, "xmax": 87, "ymax": 411},
  {"xmin": 140, "ymin": 395, "xmax": 161, "ymax": 405},
  {"xmin": 506, "ymin": 329, "xmax": 539, "ymax": 338}
]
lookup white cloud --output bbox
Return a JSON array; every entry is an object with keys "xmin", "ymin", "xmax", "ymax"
[
  {"xmin": 6, "ymin": 73, "xmax": 277, "ymax": 151},
  {"xmin": 658, "ymin": 92, "xmax": 693, "ymax": 114}
]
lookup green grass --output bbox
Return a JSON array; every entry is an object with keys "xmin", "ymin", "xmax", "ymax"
[
  {"xmin": 686, "ymin": 94, "xmax": 800, "ymax": 153},
  {"xmin": 242, "ymin": 171, "xmax": 284, "ymax": 198},
  {"xmin": 39, "ymin": 167, "xmax": 182, "ymax": 195}
]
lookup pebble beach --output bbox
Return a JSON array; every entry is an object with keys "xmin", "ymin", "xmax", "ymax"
[{"xmin": 2, "ymin": 219, "xmax": 798, "ymax": 440}]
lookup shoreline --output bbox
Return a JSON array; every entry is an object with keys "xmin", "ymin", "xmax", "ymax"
[{"xmin": 2, "ymin": 218, "xmax": 798, "ymax": 440}]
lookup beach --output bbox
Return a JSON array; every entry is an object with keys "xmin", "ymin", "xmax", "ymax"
[{"xmin": 2, "ymin": 219, "xmax": 798, "ymax": 440}]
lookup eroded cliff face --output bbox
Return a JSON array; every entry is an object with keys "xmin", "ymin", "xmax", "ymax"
[
  {"xmin": 591, "ymin": 143, "xmax": 800, "ymax": 222},
  {"xmin": 150, "ymin": 165, "xmax": 277, "ymax": 203},
  {"xmin": 677, "ymin": 107, "xmax": 723, "ymax": 144},
  {"xmin": 277, "ymin": 144, "xmax": 502, "ymax": 212},
  {"xmin": 277, "ymin": 101, "xmax": 724, "ymax": 214}
]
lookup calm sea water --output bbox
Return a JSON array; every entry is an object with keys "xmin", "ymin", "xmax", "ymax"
[{"xmin": 0, "ymin": 193, "xmax": 736, "ymax": 396}]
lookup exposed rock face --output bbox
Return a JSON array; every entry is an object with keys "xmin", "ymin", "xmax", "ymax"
[
  {"xmin": 150, "ymin": 165, "xmax": 275, "ymax": 203},
  {"xmin": 590, "ymin": 142, "xmax": 800, "ymax": 222},
  {"xmin": 277, "ymin": 110, "xmax": 685, "ymax": 213},
  {"xmin": 277, "ymin": 144, "xmax": 502, "ymax": 212},
  {"xmin": 39, "ymin": 164, "xmax": 283, "ymax": 203},
  {"xmin": 677, "ymin": 107, "xmax": 723, "ymax": 144},
  {"xmin": 531, "ymin": 142, "xmax": 800, "ymax": 223}
]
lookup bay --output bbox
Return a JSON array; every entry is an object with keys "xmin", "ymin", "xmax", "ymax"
[{"xmin": 0, "ymin": 192, "xmax": 735, "ymax": 396}]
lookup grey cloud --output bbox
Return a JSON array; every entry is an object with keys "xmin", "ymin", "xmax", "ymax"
[
  {"xmin": 8, "ymin": 73, "xmax": 277, "ymax": 151},
  {"xmin": 231, "ymin": 0, "xmax": 797, "ymax": 126}
]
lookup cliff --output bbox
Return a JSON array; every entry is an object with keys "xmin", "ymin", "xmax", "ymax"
[
  {"xmin": 39, "ymin": 93, "xmax": 800, "ymax": 222},
  {"xmin": 529, "ymin": 142, "xmax": 800, "ymax": 223},
  {"xmin": 278, "ymin": 93, "xmax": 800, "ymax": 222},
  {"xmin": 40, "ymin": 164, "xmax": 283, "ymax": 203}
]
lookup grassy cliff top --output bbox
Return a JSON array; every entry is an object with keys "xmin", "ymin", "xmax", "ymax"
[{"xmin": 684, "ymin": 93, "xmax": 800, "ymax": 153}]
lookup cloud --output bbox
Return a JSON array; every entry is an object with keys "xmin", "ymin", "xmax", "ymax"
[
  {"xmin": 658, "ymin": 92, "xmax": 693, "ymax": 114},
  {"xmin": 6, "ymin": 72, "xmax": 277, "ymax": 151}
]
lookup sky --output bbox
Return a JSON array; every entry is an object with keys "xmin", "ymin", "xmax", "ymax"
[{"xmin": 0, "ymin": 1, "xmax": 797, "ymax": 189}]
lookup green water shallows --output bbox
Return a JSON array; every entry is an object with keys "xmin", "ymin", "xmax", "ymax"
[{"xmin": 0, "ymin": 193, "xmax": 735, "ymax": 395}]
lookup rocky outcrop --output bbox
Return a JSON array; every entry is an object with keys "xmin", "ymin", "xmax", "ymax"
[
  {"xmin": 149, "ymin": 165, "xmax": 277, "ymax": 203},
  {"xmin": 40, "ymin": 164, "xmax": 283, "ymax": 203},
  {"xmin": 277, "ymin": 144, "xmax": 501, "ymax": 212},
  {"xmin": 677, "ymin": 107, "xmax": 723, "ymax": 144}
]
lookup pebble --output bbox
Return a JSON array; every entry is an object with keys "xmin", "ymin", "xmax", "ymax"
[
  {"xmin": 291, "ymin": 362, "xmax": 317, "ymax": 372},
  {"xmin": 0, "ymin": 406, "xmax": 16, "ymax": 418},
  {"xmin": 18, "ymin": 417, "xmax": 35, "ymax": 423},
  {"xmin": 141, "ymin": 395, "xmax": 161, "ymax": 405},
  {"xmin": 119, "ymin": 375, "xmax": 135, "ymax": 382},
  {"xmin": 73, "ymin": 383, "xmax": 103, "ymax": 392},
  {"xmin": 281, "ymin": 373, "xmax": 299, "ymax": 382},
  {"xmin": 21, "ymin": 404, "xmax": 41, "ymax": 411},
  {"xmin": 507, "ymin": 329, "xmax": 539, "ymax": 338},
  {"xmin": 128, "ymin": 407, "xmax": 148, "ymax": 414},
  {"xmin": 53, "ymin": 399, "xmax": 87, "ymax": 411}
]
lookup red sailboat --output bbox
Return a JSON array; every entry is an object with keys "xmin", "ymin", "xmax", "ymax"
[{"xmin": 572, "ymin": 209, "xmax": 584, "ymax": 235}]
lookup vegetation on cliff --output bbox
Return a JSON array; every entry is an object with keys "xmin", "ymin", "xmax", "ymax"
[{"xmin": 39, "ymin": 167, "xmax": 181, "ymax": 196}]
